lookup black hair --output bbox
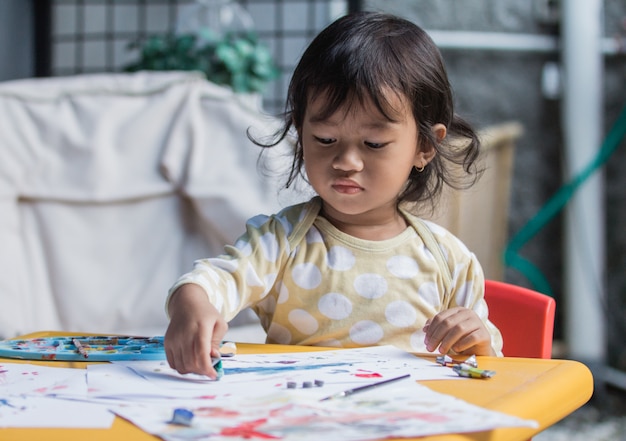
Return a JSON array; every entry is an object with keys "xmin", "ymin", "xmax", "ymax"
[{"xmin": 251, "ymin": 11, "xmax": 481, "ymax": 210}]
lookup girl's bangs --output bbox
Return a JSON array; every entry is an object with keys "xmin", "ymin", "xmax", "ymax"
[{"xmin": 307, "ymin": 81, "xmax": 405, "ymax": 123}]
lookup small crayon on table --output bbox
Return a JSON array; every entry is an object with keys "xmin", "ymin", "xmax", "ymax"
[
  {"xmin": 453, "ymin": 363, "xmax": 496, "ymax": 379},
  {"xmin": 168, "ymin": 408, "xmax": 194, "ymax": 426}
]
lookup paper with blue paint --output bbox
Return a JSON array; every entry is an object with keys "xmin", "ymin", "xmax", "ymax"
[
  {"xmin": 99, "ymin": 345, "xmax": 458, "ymax": 401},
  {"xmin": 112, "ymin": 381, "xmax": 537, "ymax": 441}
]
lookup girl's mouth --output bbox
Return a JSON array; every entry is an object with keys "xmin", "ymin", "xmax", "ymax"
[{"xmin": 332, "ymin": 179, "xmax": 364, "ymax": 194}]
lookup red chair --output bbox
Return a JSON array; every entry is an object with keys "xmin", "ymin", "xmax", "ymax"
[{"xmin": 484, "ymin": 279, "xmax": 556, "ymax": 359}]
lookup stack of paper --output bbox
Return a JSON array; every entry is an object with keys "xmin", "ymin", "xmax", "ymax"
[{"xmin": 0, "ymin": 346, "xmax": 537, "ymax": 440}]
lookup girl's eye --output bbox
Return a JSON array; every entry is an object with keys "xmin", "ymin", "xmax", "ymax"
[
  {"xmin": 314, "ymin": 136, "xmax": 335, "ymax": 145},
  {"xmin": 365, "ymin": 141, "xmax": 386, "ymax": 149}
]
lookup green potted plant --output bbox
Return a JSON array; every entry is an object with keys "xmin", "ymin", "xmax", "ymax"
[{"xmin": 124, "ymin": 30, "xmax": 279, "ymax": 94}]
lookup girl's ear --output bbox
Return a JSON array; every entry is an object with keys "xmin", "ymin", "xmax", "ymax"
[
  {"xmin": 414, "ymin": 123, "xmax": 446, "ymax": 168},
  {"xmin": 431, "ymin": 123, "xmax": 447, "ymax": 143}
]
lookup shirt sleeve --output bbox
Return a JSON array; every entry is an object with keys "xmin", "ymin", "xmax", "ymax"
[
  {"xmin": 441, "ymin": 233, "xmax": 504, "ymax": 357},
  {"xmin": 165, "ymin": 211, "xmax": 293, "ymax": 321}
]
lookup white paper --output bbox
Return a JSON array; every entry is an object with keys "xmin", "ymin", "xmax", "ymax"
[
  {"xmin": 0, "ymin": 395, "xmax": 115, "ymax": 429},
  {"xmin": 0, "ymin": 345, "xmax": 538, "ymax": 438},
  {"xmin": 118, "ymin": 346, "xmax": 456, "ymax": 394},
  {"xmin": 112, "ymin": 381, "xmax": 537, "ymax": 441}
]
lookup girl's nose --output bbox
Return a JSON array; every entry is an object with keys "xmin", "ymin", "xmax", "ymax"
[{"xmin": 332, "ymin": 144, "xmax": 363, "ymax": 172}]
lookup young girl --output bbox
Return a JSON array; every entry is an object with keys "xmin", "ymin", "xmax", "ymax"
[{"xmin": 164, "ymin": 11, "xmax": 503, "ymax": 378}]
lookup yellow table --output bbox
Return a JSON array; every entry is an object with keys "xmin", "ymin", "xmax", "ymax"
[{"xmin": 1, "ymin": 332, "xmax": 593, "ymax": 441}]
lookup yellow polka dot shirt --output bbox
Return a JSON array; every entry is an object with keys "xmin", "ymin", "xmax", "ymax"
[{"xmin": 168, "ymin": 197, "xmax": 503, "ymax": 355}]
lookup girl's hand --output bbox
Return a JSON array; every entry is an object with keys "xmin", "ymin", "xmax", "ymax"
[
  {"xmin": 423, "ymin": 307, "xmax": 496, "ymax": 356},
  {"xmin": 164, "ymin": 284, "xmax": 228, "ymax": 378}
]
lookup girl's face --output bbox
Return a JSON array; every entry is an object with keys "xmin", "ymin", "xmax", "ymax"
[{"xmin": 301, "ymin": 91, "xmax": 437, "ymax": 236}]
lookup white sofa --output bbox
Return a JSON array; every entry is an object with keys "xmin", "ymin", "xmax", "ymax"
[{"xmin": 0, "ymin": 71, "xmax": 292, "ymax": 339}]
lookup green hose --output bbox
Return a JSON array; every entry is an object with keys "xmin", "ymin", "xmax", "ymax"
[{"xmin": 504, "ymin": 103, "xmax": 626, "ymax": 296}]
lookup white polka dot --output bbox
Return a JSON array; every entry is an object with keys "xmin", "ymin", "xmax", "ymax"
[
  {"xmin": 206, "ymin": 268, "xmax": 221, "ymax": 284},
  {"xmin": 288, "ymin": 309, "xmax": 319, "ymax": 335},
  {"xmin": 209, "ymin": 257, "xmax": 238, "ymax": 273},
  {"xmin": 349, "ymin": 320, "xmax": 384, "ymax": 345},
  {"xmin": 419, "ymin": 282, "xmax": 441, "ymax": 308},
  {"xmin": 267, "ymin": 322, "xmax": 291, "ymax": 344},
  {"xmin": 328, "ymin": 246, "xmax": 355, "ymax": 271},
  {"xmin": 455, "ymin": 280, "xmax": 474, "ymax": 307},
  {"xmin": 387, "ymin": 255, "xmax": 419, "ymax": 278},
  {"xmin": 245, "ymin": 262, "xmax": 263, "ymax": 287},
  {"xmin": 305, "ymin": 226, "xmax": 324, "ymax": 243},
  {"xmin": 276, "ymin": 281, "xmax": 289, "ymax": 304},
  {"xmin": 259, "ymin": 232, "xmax": 279, "ymax": 262},
  {"xmin": 410, "ymin": 329, "xmax": 428, "ymax": 352},
  {"xmin": 292, "ymin": 263, "xmax": 322, "ymax": 290},
  {"xmin": 318, "ymin": 293, "xmax": 353, "ymax": 320},
  {"xmin": 385, "ymin": 300, "xmax": 417, "ymax": 327},
  {"xmin": 354, "ymin": 273, "xmax": 387, "ymax": 299}
]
